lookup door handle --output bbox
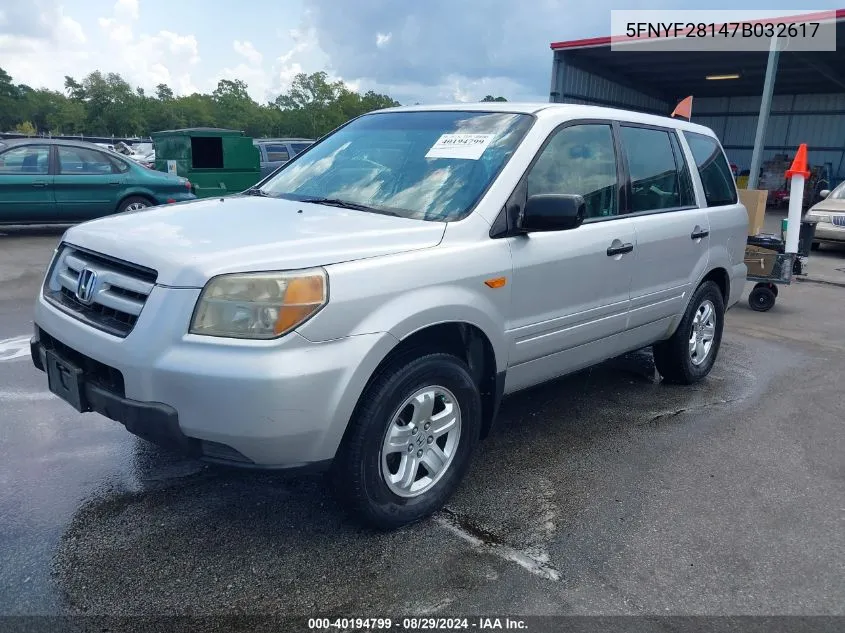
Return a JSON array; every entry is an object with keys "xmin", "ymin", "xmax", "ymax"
[
  {"xmin": 691, "ymin": 229, "xmax": 710, "ymax": 240},
  {"xmin": 607, "ymin": 242, "xmax": 634, "ymax": 256},
  {"xmin": 32, "ymin": 181, "xmax": 48, "ymax": 188},
  {"xmin": 109, "ymin": 181, "xmax": 120, "ymax": 186}
]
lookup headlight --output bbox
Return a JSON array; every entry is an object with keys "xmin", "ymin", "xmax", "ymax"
[
  {"xmin": 190, "ymin": 268, "xmax": 327, "ymax": 339},
  {"xmin": 806, "ymin": 211, "xmax": 830, "ymax": 223}
]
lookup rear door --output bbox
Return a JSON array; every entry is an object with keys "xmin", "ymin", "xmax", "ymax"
[
  {"xmin": 683, "ymin": 131, "xmax": 744, "ymax": 295},
  {"xmin": 54, "ymin": 145, "xmax": 125, "ymax": 221},
  {"xmin": 619, "ymin": 124, "xmax": 710, "ymax": 340},
  {"xmin": 0, "ymin": 144, "xmax": 56, "ymax": 223}
]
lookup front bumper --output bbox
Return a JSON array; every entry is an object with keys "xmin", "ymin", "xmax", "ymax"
[
  {"xmin": 33, "ymin": 287, "xmax": 396, "ymax": 468},
  {"xmin": 813, "ymin": 222, "xmax": 845, "ymax": 243},
  {"xmin": 32, "ymin": 332, "xmax": 199, "ymax": 457}
]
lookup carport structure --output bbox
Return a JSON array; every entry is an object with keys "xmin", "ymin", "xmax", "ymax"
[{"xmin": 549, "ymin": 9, "xmax": 845, "ymax": 185}]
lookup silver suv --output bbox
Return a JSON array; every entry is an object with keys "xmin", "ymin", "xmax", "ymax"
[{"xmin": 31, "ymin": 104, "xmax": 747, "ymax": 529}]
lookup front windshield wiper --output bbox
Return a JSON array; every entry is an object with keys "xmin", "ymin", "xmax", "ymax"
[
  {"xmin": 299, "ymin": 197, "xmax": 401, "ymax": 217},
  {"xmin": 242, "ymin": 187, "xmax": 270, "ymax": 197}
]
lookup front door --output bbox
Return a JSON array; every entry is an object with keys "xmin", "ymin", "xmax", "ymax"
[
  {"xmin": 617, "ymin": 125, "xmax": 710, "ymax": 341},
  {"xmin": 505, "ymin": 122, "xmax": 635, "ymax": 393},
  {"xmin": 0, "ymin": 144, "xmax": 56, "ymax": 223},
  {"xmin": 54, "ymin": 145, "xmax": 125, "ymax": 221}
]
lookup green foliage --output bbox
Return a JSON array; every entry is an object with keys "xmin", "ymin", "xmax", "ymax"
[
  {"xmin": 481, "ymin": 95, "xmax": 508, "ymax": 102},
  {"xmin": 1, "ymin": 67, "xmax": 400, "ymax": 139},
  {"xmin": 13, "ymin": 121, "xmax": 36, "ymax": 136}
]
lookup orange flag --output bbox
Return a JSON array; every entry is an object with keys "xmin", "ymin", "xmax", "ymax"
[{"xmin": 671, "ymin": 96, "xmax": 693, "ymax": 120}]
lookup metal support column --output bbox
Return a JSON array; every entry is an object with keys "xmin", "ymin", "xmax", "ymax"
[{"xmin": 748, "ymin": 38, "xmax": 781, "ymax": 190}]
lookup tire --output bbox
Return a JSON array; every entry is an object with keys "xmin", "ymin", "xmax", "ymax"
[
  {"xmin": 748, "ymin": 285, "xmax": 776, "ymax": 312},
  {"xmin": 653, "ymin": 281, "xmax": 725, "ymax": 385},
  {"xmin": 331, "ymin": 353, "xmax": 482, "ymax": 530},
  {"xmin": 118, "ymin": 196, "xmax": 152, "ymax": 213},
  {"xmin": 810, "ymin": 241, "xmax": 820, "ymax": 251}
]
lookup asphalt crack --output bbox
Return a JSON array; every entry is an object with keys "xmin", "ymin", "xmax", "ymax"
[{"xmin": 641, "ymin": 396, "xmax": 747, "ymax": 425}]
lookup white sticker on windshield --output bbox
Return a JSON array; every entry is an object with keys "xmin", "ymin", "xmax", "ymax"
[{"xmin": 425, "ymin": 134, "xmax": 494, "ymax": 160}]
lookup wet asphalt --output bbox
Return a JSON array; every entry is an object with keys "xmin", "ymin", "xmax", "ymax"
[{"xmin": 0, "ymin": 227, "xmax": 843, "ymax": 623}]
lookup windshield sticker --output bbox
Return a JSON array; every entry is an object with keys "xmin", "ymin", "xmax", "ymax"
[{"xmin": 425, "ymin": 134, "xmax": 494, "ymax": 160}]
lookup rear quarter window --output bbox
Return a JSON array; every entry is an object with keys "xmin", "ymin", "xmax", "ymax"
[{"xmin": 684, "ymin": 132, "xmax": 738, "ymax": 207}]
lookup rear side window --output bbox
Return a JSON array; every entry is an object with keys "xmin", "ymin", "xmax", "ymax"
[
  {"xmin": 58, "ymin": 147, "xmax": 116, "ymax": 175},
  {"xmin": 684, "ymin": 132, "xmax": 738, "ymax": 207},
  {"xmin": 620, "ymin": 126, "xmax": 683, "ymax": 213},
  {"xmin": 291, "ymin": 142, "xmax": 311, "ymax": 155},
  {"xmin": 265, "ymin": 144, "xmax": 290, "ymax": 162}
]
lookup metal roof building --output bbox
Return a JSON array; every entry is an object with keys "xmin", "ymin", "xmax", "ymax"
[{"xmin": 549, "ymin": 10, "xmax": 845, "ymax": 185}]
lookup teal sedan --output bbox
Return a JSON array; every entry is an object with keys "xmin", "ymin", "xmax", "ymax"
[{"xmin": 0, "ymin": 138, "xmax": 196, "ymax": 225}]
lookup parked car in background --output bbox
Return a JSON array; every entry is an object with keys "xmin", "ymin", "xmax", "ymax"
[
  {"xmin": 806, "ymin": 180, "xmax": 845, "ymax": 248},
  {"xmin": 253, "ymin": 138, "xmax": 313, "ymax": 178},
  {"xmin": 0, "ymin": 138, "xmax": 195, "ymax": 224}
]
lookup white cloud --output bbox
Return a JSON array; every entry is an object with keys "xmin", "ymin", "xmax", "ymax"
[
  {"xmin": 98, "ymin": 17, "xmax": 133, "ymax": 43},
  {"xmin": 214, "ymin": 63, "xmax": 269, "ymax": 103},
  {"xmin": 233, "ymin": 40, "xmax": 263, "ymax": 66},
  {"xmin": 375, "ymin": 32, "xmax": 392, "ymax": 48},
  {"xmin": 114, "ymin": 0, "xmax": 139, "ymax": 21},
  {"xmin": 0, "ymin": 3, "xmax": 89, "ymax": 91}
]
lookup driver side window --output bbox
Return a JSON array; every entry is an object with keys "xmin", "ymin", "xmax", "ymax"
[{"xmin": 526, "ymin": 124, "xmax": 618, "ymax": 219}]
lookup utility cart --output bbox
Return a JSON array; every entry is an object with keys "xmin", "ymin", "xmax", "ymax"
[
  {"xmin": 745, "ymin": 235, "xmax": 795, "ymax": 312},
  {"xmin": 744, "ymin": 219, "xmax": 817, "ymax": 312}
]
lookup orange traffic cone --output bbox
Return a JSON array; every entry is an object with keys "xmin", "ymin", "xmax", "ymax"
[
  {"xmin": 785, "ymin": 143, "xmax": 810, "ymax": 179},
  {"xmin": 671, "ymin": 96, "xmax": 693, "ymax": 120}
]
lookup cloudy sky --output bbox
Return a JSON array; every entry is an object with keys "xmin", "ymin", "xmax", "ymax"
[{"xmin": 0, "ymin": 0, "xmax": 839, "ymax": 105}]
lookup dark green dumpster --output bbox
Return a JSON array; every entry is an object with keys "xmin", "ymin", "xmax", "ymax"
[{"xmin": 151, "ymin": 128, "xmax": 260, "ymax": 198}]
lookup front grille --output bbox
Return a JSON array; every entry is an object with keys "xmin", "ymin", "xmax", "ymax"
[
  {"xmin": 833, "ymin": 215, "xmax": 845, "ymax": 227},
  {"xmin": 43, "ymin": 245, "xmax": 158, "ymax": 337},
  {"xmin": 38, "ymin": 327, "xmax": 125, "ymax": 396}
]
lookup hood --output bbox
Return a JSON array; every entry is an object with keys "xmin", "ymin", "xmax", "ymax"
[
  {"xmin": 810, "ymin": 198, "xmax": 845, "ymax": 213},
  {"xmin": 63, "ymin": 196, "xmax": 446, "ymax": 287}
]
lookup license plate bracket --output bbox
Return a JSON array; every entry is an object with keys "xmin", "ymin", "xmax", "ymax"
[{"xmin": 46, "ymin": 350, "xmax": 88, "ymax": 412}]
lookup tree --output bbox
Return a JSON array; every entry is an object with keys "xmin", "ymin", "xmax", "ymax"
[
  {"xmin": 0, "ymin": 67, "xmax": 21, "ymax": 130},
  {"xmin": 13, "ymin": 121, "xmax": 36, "ymax": 136},
  {"xmin": 155, "ymin": 84, "xmax": 174, "ymax": 101},
  {"xmin": 0, "ymin": 67, "xmax": 401, "ymax": 138},
  {"xmin": 481, "ymin": 95, "xmax": 508, "ymax": 102},
  {"xmin": 64, "ymin": 76, "xmax": 85, "ymax": 100}
]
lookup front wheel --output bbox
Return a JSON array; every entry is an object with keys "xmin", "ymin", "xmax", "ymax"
[
  {"xmin": 118, "ymin": 196, "xmax": 152, "ymax": 213},
  {"xmin": 653, "ymin": 281, "xmax": 725, "ymax": 385},
  {"xmin": 331, "ymin": 353, "xmax": 481, "ymax": 530}
]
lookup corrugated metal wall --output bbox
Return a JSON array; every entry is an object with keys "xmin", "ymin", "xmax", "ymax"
[
  {"xmin": 550, "ymin": 51, "xmax": 845, "ymax": 180},
  {"xmin": 692, "ymin": 94, "xmax": 845, "ymax": 180},
  {"xmin": 550, "ymin": 52, "xmax": 670, "ymax": 115}
]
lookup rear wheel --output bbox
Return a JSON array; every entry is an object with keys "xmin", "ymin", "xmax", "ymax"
[
  {"xmin": 653, "ymin": 281, "xmax": 725, "ymax": 384},
  {"xmin": 811, "ymin": 241, "xmax": 820, "ymax": 251},
  {"xmin": 118, "ymin": 196, "xmax": 152, "ymax": 213},
  {"xmin": 331, "ymin": 353, "xmax": 481, "ymax": 530}
]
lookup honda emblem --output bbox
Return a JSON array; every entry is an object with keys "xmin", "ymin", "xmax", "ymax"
[{"xmin": 75, "ymin": 268, "xmax": 98, "ymax": 304}]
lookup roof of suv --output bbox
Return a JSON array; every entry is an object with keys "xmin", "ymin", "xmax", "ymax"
[{"xmin": 375, "ymin": 102, "xmax": 716, "ymax": 137}]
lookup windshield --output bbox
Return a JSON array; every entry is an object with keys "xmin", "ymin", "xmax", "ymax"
[
  {"xmin": 826, "ymin": 180, "xmax": 845, "ymax": 200},
  {"xmin": 258, "ymin": 110, "xmax": 533, "ymax": 221}
]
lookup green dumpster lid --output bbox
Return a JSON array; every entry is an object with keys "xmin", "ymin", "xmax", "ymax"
[{"xmin": 151, "ymin": 127, "xmax": 244, "ymax": 138}]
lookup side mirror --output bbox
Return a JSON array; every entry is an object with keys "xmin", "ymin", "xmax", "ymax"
[
  {"xmin": 519, "ymin": 194, "xmax": 586, "ymax": 233},
  {"xmin": 819, "ymin": 189, "xmax": 830, "ymax": 199}
]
